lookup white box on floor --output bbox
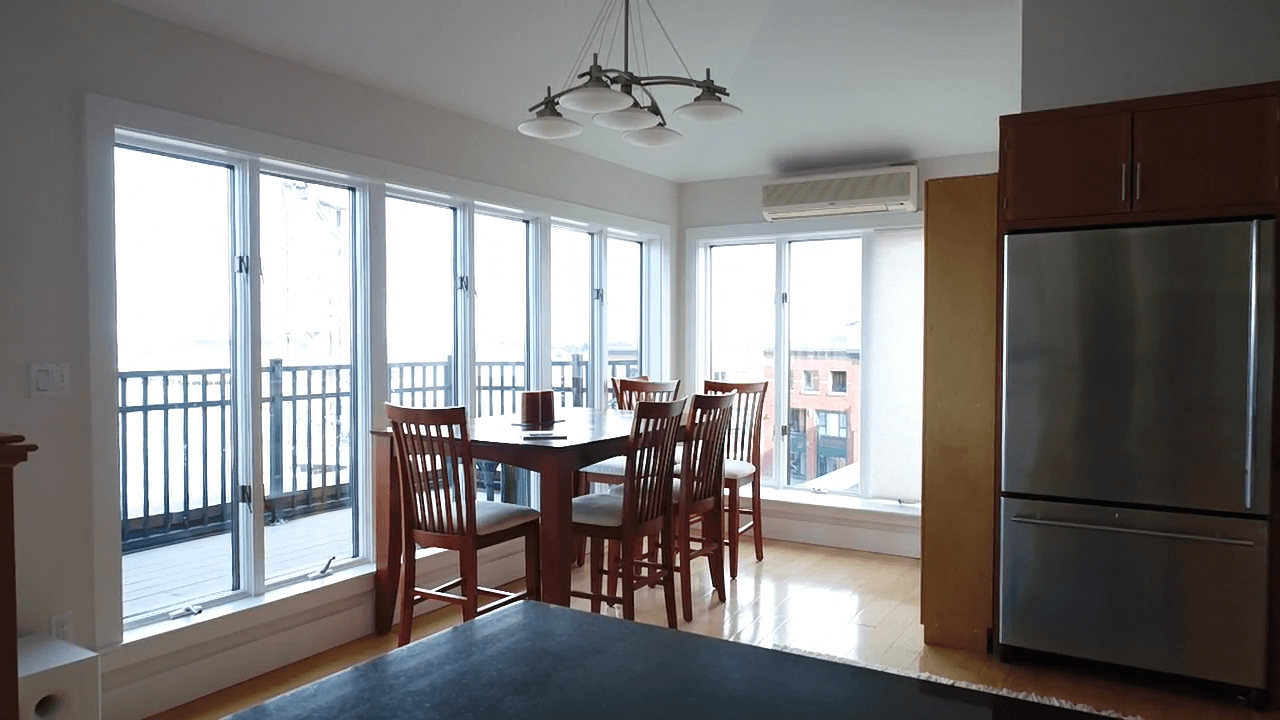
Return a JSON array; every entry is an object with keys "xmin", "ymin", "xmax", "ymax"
[{"xmin": 18, "ymin": 635, "xmax": 100, "ymax": 720}]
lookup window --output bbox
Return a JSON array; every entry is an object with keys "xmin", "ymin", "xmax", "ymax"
[
  {"xmin": 115, "ymin": 142, "xmax": 367, "ymax": 625},
  {"xmin": 830, "ymin": 370, "xmax": 847, "ymax": 394},
  {"xmin": 699, "ymin": 229, "xmax": 922, "ymax": 501},
  {"xmin": 386, "ymin": 197, "xmax": 457, "ymax": 407},
  {"xmin": 607, "ymin": 237, "xmax": 643, "ymax": 393},
  {"xmin": 473, "ymin": 213, "xmax": 530, "ymax": 416},
  {"xmin": 103, "ymin": 118, "xmax": 661, "ymax": 631},
  {"xmin": 817, "ymin": 410, "xmax": 848, "ymax": 438},
  {"xmin": 802, "ymin": 370, "xmax": 819, "ymax": 392}
]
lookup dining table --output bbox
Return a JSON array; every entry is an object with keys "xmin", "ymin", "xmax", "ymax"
[{"xmin": 372, "ymin": 406, "xmax": 636, "ymax": 632}]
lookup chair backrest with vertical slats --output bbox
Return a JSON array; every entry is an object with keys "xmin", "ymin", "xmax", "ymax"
[
  {"xmin": 386, "ymin": 404, "xmax": 476, "ymax": 537},
  {"xmin": 615, "ymin": 378, "xmax": 680, "ymax": 411},
  {"xmin": 703, "ymin": 380, "xmax": 768, "ymax": 468},
  {"xmin": 679, "ymin": 392, "xmax": 736, "ymax": 509},
  {"xmin": 623, "ymin": 398, "xmax": 686, "ymax": 527},
  {"xmin": 609, "ymin": 375, "xmax": 648, "ymax": 409}
]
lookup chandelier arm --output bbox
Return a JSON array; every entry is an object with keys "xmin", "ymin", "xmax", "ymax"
[
  {"xmin": 611, "ymin": 74, "xmax": 731, "ymax": 96},
  {"xmin": 632, "ymin": 84, "xmax": 667, "ymax": 124}
]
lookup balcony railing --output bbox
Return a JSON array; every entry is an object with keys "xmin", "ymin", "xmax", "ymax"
[{"xmin": 120, "ymin": 356, "xmax": 639, "ymax": 554}]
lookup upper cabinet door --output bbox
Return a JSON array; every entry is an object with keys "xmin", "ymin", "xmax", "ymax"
[
  {"xmin": 1132, "ymin": 97, "xmax": 1279, "ymax": 214},
  {"xmin": 1002, "ymin": 113, "xmax": 1133, "ymax": 223}
]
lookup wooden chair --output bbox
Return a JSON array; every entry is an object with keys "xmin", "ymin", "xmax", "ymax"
[
  {"xmin": 704, "ymin": 380, "xmax": 769, "ymax": 578},
  {"xmin": 608, "ymin": 374, "xmax": 648, "ymax": 409},
  {"xmin": 386, "ymin": 404, "xmax": 540, "ymax": 647},
  {"xmin": 570, "ymin": 398, "xmax": 685, "ymax": 628},
  {"xmin": 574, "ymin": 378, "xmax": 681, "ymax": 566},
  {"xmin": 671, "ymin": 392, "xmax": 735, "ymax": 621}
]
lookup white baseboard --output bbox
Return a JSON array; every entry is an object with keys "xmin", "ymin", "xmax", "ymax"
[
  {"xmin": 759, "ymin": 497, "xmax": 921, "ymax": 558},
  {"xmin": 101, "ymin": 547, "xmax": 526, "ymax": 720}
]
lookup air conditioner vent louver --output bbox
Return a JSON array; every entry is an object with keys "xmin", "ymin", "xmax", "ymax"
[{"xmin": 762, "ymin": 166, "xmax": 918, "ymax": 221}]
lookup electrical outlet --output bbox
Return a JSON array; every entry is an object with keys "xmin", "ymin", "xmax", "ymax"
[{"xmin": 50, "ymin": 610, "xmax": 73, "ymax": 641}]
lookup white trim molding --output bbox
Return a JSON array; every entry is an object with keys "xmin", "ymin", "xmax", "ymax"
[{"xmin": 758, "ymin": 491, "xmax": 920, "ymax": 558}]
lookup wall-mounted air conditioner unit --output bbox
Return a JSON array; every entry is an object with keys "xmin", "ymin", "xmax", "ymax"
[{"xmin": 762, "ymin": 165, "xmax": 918, "ymax": 221}]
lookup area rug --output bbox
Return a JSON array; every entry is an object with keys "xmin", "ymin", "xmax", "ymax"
[{"xmin": 773, "ymin": 645, "xmax": 1146, "ymax": 720}]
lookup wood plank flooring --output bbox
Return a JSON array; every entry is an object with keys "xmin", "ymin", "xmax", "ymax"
[
  {"xmin": 124, "ymin": 510, "xmax": 354, "ymax": 617},
  {"xmin": 149, "ymin": 539, "xmax": 1276, "ymax": 720}
]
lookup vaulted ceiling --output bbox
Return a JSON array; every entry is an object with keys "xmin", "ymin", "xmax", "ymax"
[{"xmin": 109, "ymin": 0, "xmax": 1022, "ymax": 183}]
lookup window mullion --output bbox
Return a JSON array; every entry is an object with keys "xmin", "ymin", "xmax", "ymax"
[
  {"xmin": 775, "ymin": 238, "xmax": 790, "ymax": 487},
  {"xmin": 456, "ymin": 202, "xmax": 476, "ymax": 413},
  {"xmin": 238, "ymin": 156, "xmax": 267, "ymax": 596},
  {"xmin": 591, "ymin": 232, "xmax": 607, "ymax": 408},
  {"xmin": 529, "ymin": 217, "xmax": 552, "ymax": 393}
]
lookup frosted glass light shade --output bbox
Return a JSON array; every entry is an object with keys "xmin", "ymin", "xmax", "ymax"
[
  {"xmin": 672, "ymin": 95, "xmax": 743, "ymax": 122},
  {"xmin": 622, "ymin": 125, "xmax": 683, "ymax": 147},
  {"xmin": 518, "ymin": 115, "xmax": 583, "ymax": 140},
  {"xmin": 594, "ymin": 106, "xmax": 661, "ymax": 131},
  {"xmin": 559, "ymin": 85, "xmax": 634, "ymax": 113}
]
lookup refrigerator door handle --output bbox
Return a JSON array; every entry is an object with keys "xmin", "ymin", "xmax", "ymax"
[
  {"xmin": 1009, "ymin": 516, "xmax": 1257, "ymax": 547},
  {"xmin": 1245, "ymin": 220, "xmax": 1260, "ymax": 510}
]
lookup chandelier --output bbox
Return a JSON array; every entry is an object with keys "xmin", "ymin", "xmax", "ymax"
[{"xmin": 518, "ymin": 0, "xmax": 742, "ymax": 147}]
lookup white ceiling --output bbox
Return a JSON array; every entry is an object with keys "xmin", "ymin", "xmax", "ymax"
[{"xmin": 108, "ymin": 0, "xmax": 1022, "ymax": 183}]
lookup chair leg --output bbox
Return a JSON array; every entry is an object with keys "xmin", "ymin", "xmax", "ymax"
[
  {"xmin": 661, "ymin": 527, "xmax": 678, "ymax": 629},
  {"xmin": 621, "ymin": 538, "xmax": 637, "ymax": 622},
  {"xmin": 589, "ymin": 536, "xmax": 604, "ymax": 614},
  {"xmin": 708, "ymin": 509, "xmax": 726, "ymax": 603},
  {"xmin": 678, "ymin": 518, "xmax": 694, "ymax": 623},
  {"xmin": 751, "ymin": 472, "xmax": 765, "ymax": 562},
  {"xmin": 397, "ymin": 543, "xmax": 416, "ymax": 648},
  {"xmin": 460, "ymin": 544, "xmax": 479, "ymax": 622},
  {"xmin": 726, "ymin": 481, "xmax": 741, "ymax": 579},
  {"xmin": 608, "ymin": 539, "xmax": 622, "ymax": 604},
  {"xmin": 525, "ymin": 525, "xmax": 541, "ymax": 602},
  {"xmin": 573, "ymin": 473, "xmax": 588, "ymax": 567}
]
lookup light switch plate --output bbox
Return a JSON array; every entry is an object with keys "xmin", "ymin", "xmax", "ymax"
[{"xmin": 30, "ymin": 363, "xmax": 71, "ymax": 397}]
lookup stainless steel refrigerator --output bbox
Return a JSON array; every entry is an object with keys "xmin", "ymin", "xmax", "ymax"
[{"xmin": 999, "ymin": 219, "xmax": 1275, "ymax": 693}]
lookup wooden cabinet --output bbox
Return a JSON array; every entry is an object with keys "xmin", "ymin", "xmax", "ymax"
[
  {"xmin": 1000, "ymin": 84, "xmax": 1280, "ymax": 227},
  {"xmin": 1133, "ymin": 97, "xmax": 1278, "ymax": 214},
  {"xmin": 1002, "ymin": 113, "xmax": 1131, "ymax": 222}
]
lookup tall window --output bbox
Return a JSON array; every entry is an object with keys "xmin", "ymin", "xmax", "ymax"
[
  {"xmin": 386, "ymin": 197, "xmax": 457, "ymax": 407},
  {"xmin": 707, "ymin": 243, "xmax": 777, "ymax": 485},
  {"xmin": 701, "ymin": 230, "xmax": 922, "ymax": 501},
  {"xmin": 607, "ymin": 237, "xmax": 643, "ymax": 390},
  {"xmin": 473, "ymin": 213, "xmax": 529, "ymax": 416},
  {"xmin": 114, "ymin": 142, "xmax": 367, "ymax": 624},
  {"xmin": 258, "ymin": 174, "xmax": 358, "ymax": 583},
  {"xmin": 550, "ymin": 226, "xmax": 593, "ymax": 408}
]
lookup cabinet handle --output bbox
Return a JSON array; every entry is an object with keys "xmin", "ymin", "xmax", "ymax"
[
  {"xmin": 1120, "ymin": 162, "xmax": 1127, "ymax": 202},
  {"xmin": 1135, "ymin": 162, "xmax": 1142, "ymax": 201}
]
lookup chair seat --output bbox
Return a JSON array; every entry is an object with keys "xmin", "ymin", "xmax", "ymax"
[
  {"xmin": 475, "ymin": 500, "xmax": 540, "ymax": 535},
  {"xmin": 607, "ymin": 478, "xmax": 681, "ymax": 496},
  {"xmin": 581, "ymin": 445, "xmax": 684, "ymax": 476},
  {"xmin": 673, "ymin": 458, "xmax": 755, "ymax": 484},
  {"xmin": 571, "ymin": 493, "xmax": 624, "ymax": 527}
]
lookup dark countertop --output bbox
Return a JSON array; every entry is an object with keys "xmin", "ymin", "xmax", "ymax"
[{"xmin": 229, "ymin": 602, "xmax": 1097, "ymax": 720}]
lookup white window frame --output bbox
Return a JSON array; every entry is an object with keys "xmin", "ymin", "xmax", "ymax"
[
  {"xmin": 87, "ymin": 94, "xmax": 670, "ymax": 651},
  {"xmin": 687, "ymin": 212, "xmax": 923, "ymax": 500}
]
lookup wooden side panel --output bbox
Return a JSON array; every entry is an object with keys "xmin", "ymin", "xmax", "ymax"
[{"xmin": 920, "ymin": 174, "xmax": 999, "ymax": 653}]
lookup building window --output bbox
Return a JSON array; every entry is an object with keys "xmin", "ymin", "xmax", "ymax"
[
  {"xmin": 788, "ymin": 409, "xmax": 808, "ymax": 482},
  {"xmin": 830, "ymin": 370, "xmax": 847, "ymax": 394},
  {"xmin": 817, "ymin": 410, "xmax": 848, "ymax": 439},
  {"xmin": 802, "ymin": 370, "xmax": 819, "ymax": 392}
]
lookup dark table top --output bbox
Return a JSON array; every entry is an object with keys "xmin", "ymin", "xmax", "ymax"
[{"xmin": 229, "ymin": 602, "xmax": 1097, "ymax": 720}]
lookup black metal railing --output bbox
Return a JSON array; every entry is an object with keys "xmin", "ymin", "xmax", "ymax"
[{"xmin": 121, "ymin": 355, "xmax": 641, "ymax": 554}]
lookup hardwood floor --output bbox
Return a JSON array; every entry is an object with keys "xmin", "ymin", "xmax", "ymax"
[{"xmin": 150, "ymin": 540, "xmax": 1275, "ymax": 720}]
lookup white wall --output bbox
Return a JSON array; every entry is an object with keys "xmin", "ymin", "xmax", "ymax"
[
  {"xmin": 0, "ymin": 0, "xmax": 674, "ymax": 708},
  {"xmin": 1021, "ymin": 0, "xmax": 1280, "ymax": 112}
]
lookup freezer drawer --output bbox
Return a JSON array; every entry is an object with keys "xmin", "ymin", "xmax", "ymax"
[{"xmin": 999, "ymin": 498, "xmax": 1268, "ymax": 688}]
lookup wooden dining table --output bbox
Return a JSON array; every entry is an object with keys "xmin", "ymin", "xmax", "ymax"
[{"xmin": 372, "ymin": 407, "xmax": 635, "ymax": 632}]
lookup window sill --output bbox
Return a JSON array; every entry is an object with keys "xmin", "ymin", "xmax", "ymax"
[{"xmin": 760, "ymin": 486, "xmax": 919, "ymax": 518}]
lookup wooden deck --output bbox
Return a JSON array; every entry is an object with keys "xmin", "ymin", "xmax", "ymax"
[{"xmin": 124, "ymin": 509, "xmax": 355, "ymax": 619}]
